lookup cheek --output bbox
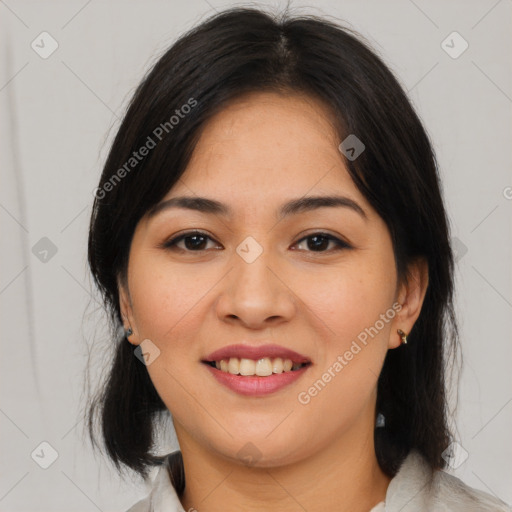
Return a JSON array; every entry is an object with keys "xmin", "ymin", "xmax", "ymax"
[
  {"xmin": 294, "ymin": 249, "xmax": 396, "ymax": 400},
  {"xmin": 299, "ymin": 257, "xmax": 396, "ymax": 348},
  {"xmin": 128, "ymin": 260, "xmax": 210, "ymax": 411},
  {"xmin": 291, "ymin": 276, "xmax": 394, "ymax": 444},
  {"xmin": 128, "ymin": 253, "xmax": 211, "ymax": 342}
]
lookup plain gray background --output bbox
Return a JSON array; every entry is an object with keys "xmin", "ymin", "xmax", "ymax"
[{"xmin": 1, "ymin": 0, "xmax": 511, "ymax": 510}]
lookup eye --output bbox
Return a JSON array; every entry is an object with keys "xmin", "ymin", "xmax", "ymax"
[
  {"xmin": 292, "ymin": 232, "xmax": 351, "ymax": 253},
  {"xmin": 161, "ymin": 231, "xmax": 221, "ymax": 252}
]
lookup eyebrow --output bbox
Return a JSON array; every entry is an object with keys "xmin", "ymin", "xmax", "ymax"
[{"xmin": 146, "ymin": 194, "xmax": 368, "ymax": 222}]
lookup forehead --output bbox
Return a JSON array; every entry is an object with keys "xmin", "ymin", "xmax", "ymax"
[{"xmin": 168, "ymin": 91, "xmax": 364, "ymax": 205}]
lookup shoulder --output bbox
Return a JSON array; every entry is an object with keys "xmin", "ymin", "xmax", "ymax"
[
  {"xmin": 386, "ymin": 450, "xmax": 512, "ymax": 511},
  {"xmin": 430, "ymin": 466, "xmax": 511, "ymax": 511},
  {"xmin": 125, "ymin": 495, "xmax": 151, "ymax": 512}
]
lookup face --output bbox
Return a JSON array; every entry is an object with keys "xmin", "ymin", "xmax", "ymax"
[{"xmin": 119, "ymin": 91, "xmax": 428, "ymax": 467}]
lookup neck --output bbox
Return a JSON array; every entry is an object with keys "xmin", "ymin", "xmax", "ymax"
[{"xmin": 176, "ymin": 419, "xmax": 390, "ymax": 512}]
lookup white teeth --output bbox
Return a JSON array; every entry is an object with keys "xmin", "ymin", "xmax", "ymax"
[
  {"xmin": 239, "ymin": 358, "xmax": 256, "ymax": 376},
  {"xmin": 228, "ymin": 358, "xmax": 239, "ymax": 375},
  {"xmin": 255, "ymin": 358, "xmax": 273, "ymax": 376},
  {"xmin": 210, "ymin": 357, "xmax": 306, "ymax": 376},
  {"xmin": 272, "ymin": 357, "xmax": 284, "ymax": 373}
]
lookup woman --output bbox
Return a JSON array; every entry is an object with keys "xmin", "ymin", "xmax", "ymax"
[{"xmin": 86, "ymin": 6, "xmax": 511, "ymax": 512}]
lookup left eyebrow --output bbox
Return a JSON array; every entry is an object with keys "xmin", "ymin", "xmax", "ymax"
[
  {"xmin": 146, "ymin": 194, "xmax": 368, "ymax": 222},
  {"xmin": 277, "ymin": 195, "xmax": 368, "ymax": 221}
]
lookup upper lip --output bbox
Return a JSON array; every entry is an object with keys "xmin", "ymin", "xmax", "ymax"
[{"xmin": 203, "ymin": 344, "xmax": 311, "ymax": 364}]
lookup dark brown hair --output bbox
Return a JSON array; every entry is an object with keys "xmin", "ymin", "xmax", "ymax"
[{"xmin": 86, "ymin": 6, "xmax": 459, "ymax": 484}]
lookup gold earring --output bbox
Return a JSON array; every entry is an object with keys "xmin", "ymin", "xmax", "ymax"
[{"xmin": 397, "ymin": 328, "xmax": 408, "ymax": 345}]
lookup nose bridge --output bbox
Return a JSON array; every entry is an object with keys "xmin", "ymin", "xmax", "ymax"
[
  {"xmin": 216, "ymin": 234, "xmax": 295, "ymax": 326},
  {"xmin": 230, "ymin": 221, "xmax": 287, "ymax": 283},
  {"xmin": 233, "ymin": 234, "xmax": 278, "ymax": 299}
]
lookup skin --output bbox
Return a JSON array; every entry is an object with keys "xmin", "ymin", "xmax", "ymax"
[{"xmin": 119, "ymin": 91, "xmax": 429, "ymax": 512}]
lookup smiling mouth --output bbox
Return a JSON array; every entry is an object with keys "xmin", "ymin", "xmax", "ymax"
[{"xmin": 202, "ymin": 358, "xmax": 311, "ymax": 377}]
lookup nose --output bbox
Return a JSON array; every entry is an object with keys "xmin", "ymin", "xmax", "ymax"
[{"xmin": 215, "ymin": 246, "xmax": 296, "ymax": 330}]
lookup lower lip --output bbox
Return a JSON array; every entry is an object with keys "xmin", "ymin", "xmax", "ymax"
[{"xmin": 202, "ymin": 363, "xmax": 311, "ymax": 396}]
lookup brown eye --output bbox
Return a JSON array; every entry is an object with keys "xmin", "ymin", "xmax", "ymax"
[
  {"xmin": 292, "ymin": 233, "xmax": 350, "ymax": 253},
  {"xmin": 162, "ymin": 231, "xmax": 221, "ymax": 252}
]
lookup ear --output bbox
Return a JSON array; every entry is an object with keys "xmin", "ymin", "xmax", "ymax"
[
  {"xmin": 389, "ymin": 257, "xmax": 429, "ymax": 349},
  {"xmin": 118, "ymin": 275, "xmax": 141, "ymax": 346}
]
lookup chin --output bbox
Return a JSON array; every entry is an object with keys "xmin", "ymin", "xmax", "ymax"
[{"xmin": 209, "ymin": 436, "xmax": 313, "ymax": 470}]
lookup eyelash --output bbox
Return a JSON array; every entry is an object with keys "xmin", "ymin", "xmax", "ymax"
[{"xmin": 160, "ymin": 230, "xmax": 351, "ymax": 254}]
